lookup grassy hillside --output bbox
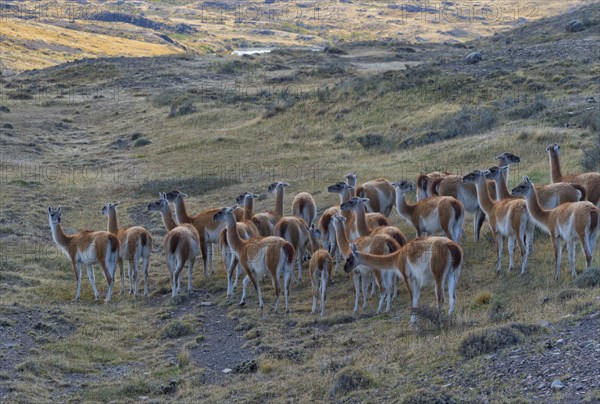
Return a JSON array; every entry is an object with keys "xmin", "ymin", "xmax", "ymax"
[
  {"xmin": 0, "ymin": 2, "xmax": 599, "ymax": 403},
  {"xmin": 0, "ymin": 0, "xmax": 595, "ymax": 74}
]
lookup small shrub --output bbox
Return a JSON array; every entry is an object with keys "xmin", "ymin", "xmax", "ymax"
[
  {"xmin": 168, "ymin": 102, "xmax": 197, "ymax": 118},
  {"xmin": 474, "ymin": 291, "xmax": 492, "ymax": 305},
  {"xmin": 357, "ymin": 133, "xmax": 384, "ymax": 149},
  {"xmin": 333, "ymin": 133, "xmax": 344, "ymax": 143},
  {"xmin": 177, "ymin": 349, "xmax": 190, "ymax": 369},
  {"xmin": 458, "ymin": 323, "xmax": 542, "ymax": 358},
  {"xmin": 581, "ymin": 135, "xmax": 600, "ymax": 171},
  {"xmin": 558, "ymin": 289, "xmax": 582, "ymax": 301},
  {"xmin": 488, "ymin": 295, "xmax": 513, "ymax": 323},
  {"xmin": 133, "ymin": 138, "xmax": 151, "ymax": 147},
  {"xmin": 232, "ymin": 359, "xmax": 258, "ymax": 374},
  {"xmin": 574, "ymin": 267, "xmax": 600, "ymax": 288},
  {"xmin": 330, "ymin": 366, "xmax": 375, "ymax": 397},
  {"xmin": 159, "ymin": 321, "xmax": 194, "ymax": 339}
]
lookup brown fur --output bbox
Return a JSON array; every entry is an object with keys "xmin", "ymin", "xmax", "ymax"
[
  {"xmin": 547, "ymin": 144, "xmax": 600, "ymax": 206},
  {"xmin": 292, "ymin": 192, "xmax": 317, "ymax": 226},
  {"xmin": 464, "ymin": 170, "xmax": 533, "ymax": 273},
  {"xmin": 512, "ymin": 177, "xmax": 600, "ymax": 279},
  {"xmin": 355, "ymin": 178, "xmax": 395, "ymax": 216},
  {"xmin": 49, "ymin": 208, "xmax": 120, "ymax": 303},
  {"xmin": 347, "ymin": 236, "xmax": 463, "ymax": 324},
  {"xmin": 215, "ymin": 208, "xmax": 296, "ymax": 312}
]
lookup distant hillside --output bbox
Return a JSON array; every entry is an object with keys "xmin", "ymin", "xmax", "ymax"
[{"xmin": 0, "ymin": 0, "xmax": 594, "ymax": 74}]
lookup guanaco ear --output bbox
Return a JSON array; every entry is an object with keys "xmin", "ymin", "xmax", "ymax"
[
  {"xmin": 523, "ymin": 175, "xmax": 531, "ymax": 183},
  {"xmin": 359, "ymin": 197, "xmax": 369, "ymax": 203},
  {"xmin": 113, "ymin": 201, "xmax": 120, "ymax": 207},
  {"xmin": 180, "ymin": 192, "xmax": 188, "ymax": 197},
  {"xmin": 57, "ymin": 206, "xmax": 61, "ymax": 213},
  {"xmin": 350, "ymin": 243, "xmax": 358, "ymax": 255},
  {"xmin": 347, "ymin": 184, "xmax": 355, "ymax": 189},
  {"xmin": 48, "ymin": 206, "xmax": 52, "ymax": 213},
  {"xmin": 281, "ymin": 182, "xmax": 289, "ymax": 187}
]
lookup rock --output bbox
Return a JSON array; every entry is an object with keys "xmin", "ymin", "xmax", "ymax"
[
  {"xmin": 586, "ymin": 97, "xmax": 596, "ymax": 104},
  {"xmin": 538, "ymin": 320, "xmax": 550, "ymax": 328},
  {"xmin": 589, "ymin": 312, "xmax": 599, "ymax": 319},
  {"xmin": 465, "ymin": 51, "xmax": 482, "ymax": 64},
  {"xmin": 110, "ymin": 138, "xmax": 129, "ymax": 149},
  {"xmin": 133, "ymin": 138, "xmax": 151, "ymax": 147},
  {"xmin": 222, "ymin": 368, "xmax": 232, "ymax": 374},
  {"xmin": 551, "ymin": 380, "xmax": 564, "ymax": 390},
  {"xmin": 252, "ymin": 29, "xmax": 275, "ymax": 36},
  {"xmin": 2, "ymin": 122, "xmax": 13, "ymax": 129},
  {"xmin": 566, "ymin": 20, "xmax": 585, "ymax": 33},
  {"xmin": 200, "ymin": 301, "xmax": 213, "ymax": 306},
  {"xmin": 555, "ymin": 339, "xmax": 565, "ymax": 346},
  {"xmin": 0, "ymin": 106, "xmax": 10, "ymax": 113}
]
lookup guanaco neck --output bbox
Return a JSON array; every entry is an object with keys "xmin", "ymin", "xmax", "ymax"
[
  {"xmin": 107, "ymin": 208, "xmax": 119, "ymax": 234},
  {"xmin": 493, "ymin": 176, "xmax": 511, "ymax": 200},
  {"xmin": 352, "ymin": 205, "xmax": 371, "ymax": 237},
  {"xmin": 332, "ymin": 221, "xmax": 351, "ymax": 257},
  {"xmin": 173, "ymin": 196, "xmax": 192, "ymax": 224},
  {"xmin": 394, "ymin": 190, "xmax": 416, "ymax": 223},
  {"xmin": 356, "ymin": 249, "xmax": 401, "ymax": 270},
  {"xmin": 160, "ymin": 207, "xmax": 178, "ymax": 231},
  {"xmin": 473, "ymin": 177, "xmax": 496, "ymax": 216},
  {"xmin": 224, "ymin": 214, "xmax": 245, "ymax": 254},
  {"xmin": 243, "ymin": 197, "xmax": 254, "ymax": 221},
  {"xmin": 523, "ymin": 187, "xmax": 551, "ymax": 229},
  {"xmin": 338, "ymin": 190, "xmax": 353, "ymax": 222},
  {"xmin": 274, "ymin": 187, "xmax": 284, "ymax": 218},
  {"xmin": 49, "ymin": 221, "xmax": 73, "ymax": 250},
  {"xmin": 549, "ymin": 151, "xmax": 563, "ymax": 182},
  {"xmin": 346, "ymin": 177, "xmax": 356, "ymax": 198}
]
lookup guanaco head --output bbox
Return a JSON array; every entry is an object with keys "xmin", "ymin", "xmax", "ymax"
[
  {"xmin": 147, "ymin": 192, "xmax": 169, "ymax": 212},
  {"xmin": 343, "ymin": 243, "xmax": 360, "ymax": 273},
  {"xmin": 495, "ymin": 152, "xmax": 520, "ymax": 167},
  {"xmin": 235, "ymin": 192, "xmax": 258, "ymax": 204},
  {"xmin": 268, "ymin": 182, "xmax": 289, "ymax": 193},
  {"xmin": 164, "ymin": 190, "xmax": 188, "ymax": 203},
  {"xmin": 340, "ymin": 197, "xmax": 369, "ymax": 211},
  {"xmin": 307, "ymin": 224, "xmax": 322, "ymax": 252},
  {"xmin": 546, "ymin": 143, "xmax": 560, "ymax": 155},
  {"xmin": 48, "ymin": 206, "xmax": 62, "ymax": 225},
  {"xmin": 101, "ymin": 202, "xmax": 120, "ymax": 216},
  {"xmin": 511, "ymin": 176, "xmax": 534, "ymax": 197},
  {"xmin": 345, "ymin": 172, "xmax": 357, "ymax": 186},
  {"xmin": 391, "ymin": 180, "xmax": 415, "ymax": 193},
  {"xmin": 483, "ymin": 166, "xmax": 509, "ymax": 181},
  {"xmin": 331, "ymin": 213, "xmax": 347, "ymax": 224},
  {"xmin": 327, "ymin": 182, "xmax": 354, "ymax": 194},
  {"xmin": 213, "ymin": 205, "xmax": 238, "ymax": 222},
  {"xmin": 462, "ymin": 170, "xmax": 488, "ymax": 184}
]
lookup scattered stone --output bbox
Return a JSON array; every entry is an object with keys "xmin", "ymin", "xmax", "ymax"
[
  {"xmin": 586, "ymin": 97, "xmax": 596, "ymax": 103},
  {"xmin": 200, "ymin": 301, "xmax": 214, "ymax": 307},
  {"xmin": 110, "ymin": 138, "xmax": 129, "ymax": 149},
  {"xmin": 222, "ymin": 368, "xmax": 232, "ymax": 374},
  {"xmin": 2, "ymin": 123, "xmax": 13, "ymax": 129},
  {"xmin": 465, "ymin": 51, "xmax": 482, "ymax": 64},
  {"xmin": 551, "ymin": 380, "xmax": 564, "ymax": 390},
  {"xmin": 566, "ymin": 20, "xmax": 585, "ymax": 33},
  {"xmin": 0, "ymin": 106, "xmax": 10, "ymax": 113},
  {"xmin": 538, "ymin": 320, "xmax": 550, "ymax": 328},
  {"xmin": 134, "ymin": 138, "xmax": 152, "ymax": 147},
  {"xmin": 589, "ymin": 312, "xmax": 599, "ymax": 319},
  {"xmin": 555, "ymin": 339, "xmax": 565, "ymax": 346}
]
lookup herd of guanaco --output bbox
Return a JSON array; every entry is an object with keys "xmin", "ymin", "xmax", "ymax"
[{"xmin": 48, "ymin": 144, "xmax": 600, "ymax": 325}]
